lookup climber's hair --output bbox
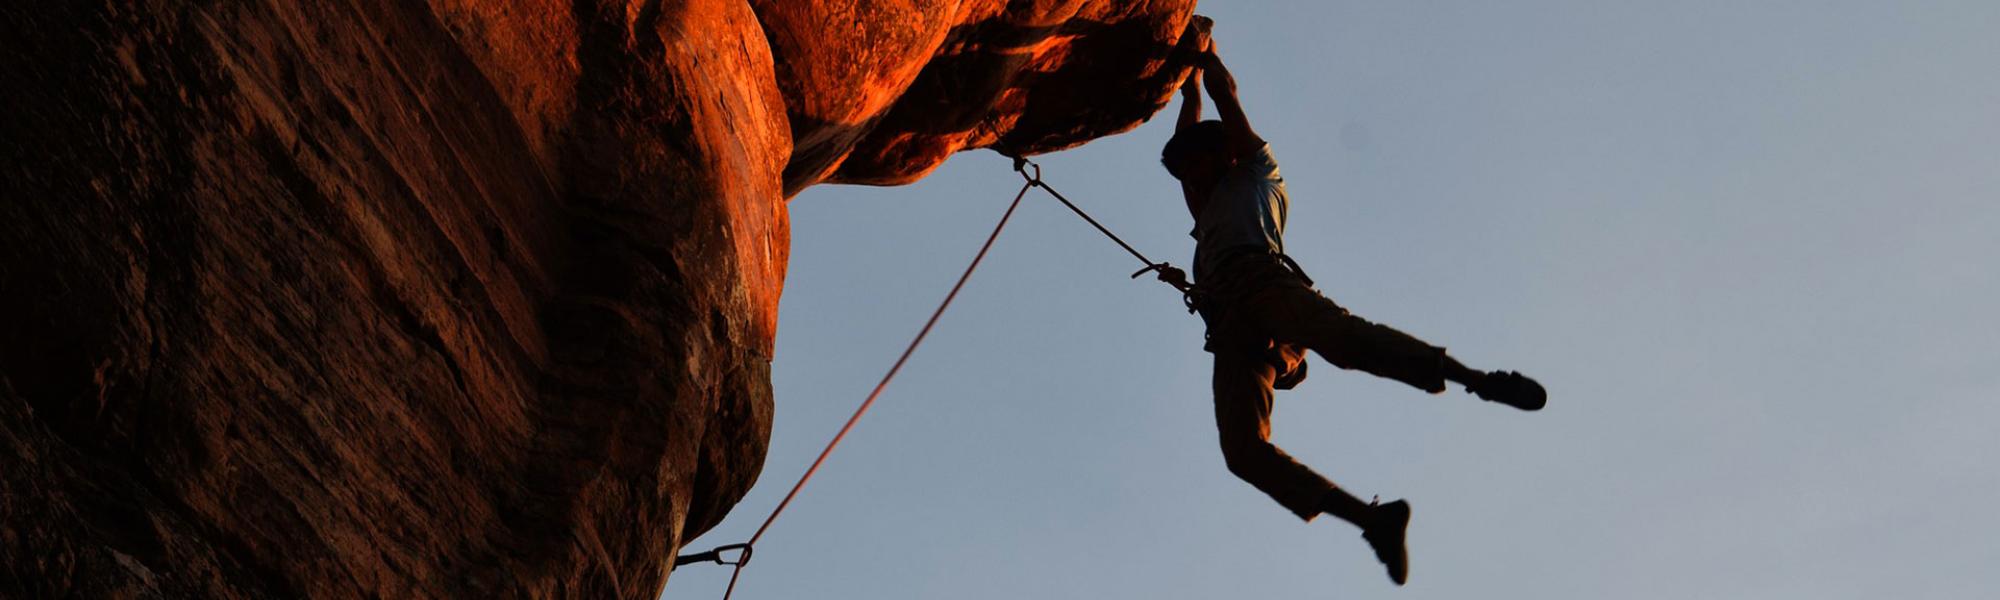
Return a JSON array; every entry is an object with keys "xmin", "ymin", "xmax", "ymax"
[{"xmin": 1161, "ymin": 120, "xmax": 1227, "ymax": 180}]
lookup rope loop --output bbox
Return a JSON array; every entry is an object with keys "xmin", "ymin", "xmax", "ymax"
[{"xmin": 1010, "ymin": 154, "xmax": 1043, "ymax": 187}]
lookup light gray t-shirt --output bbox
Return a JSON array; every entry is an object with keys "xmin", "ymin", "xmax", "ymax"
[{"xmin": 1190, "ymin": 144, "xmax": 1288, "ymax": 282}]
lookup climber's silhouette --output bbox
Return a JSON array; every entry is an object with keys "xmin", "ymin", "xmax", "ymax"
[{"xmin": 1157, "ymin": 22, "xmax": 1546, "ymax": 586}]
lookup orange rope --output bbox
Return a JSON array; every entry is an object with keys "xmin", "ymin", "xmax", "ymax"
[{"xmin": 705, "ymin": 176, "xmax": 1036, "ymax": 599}]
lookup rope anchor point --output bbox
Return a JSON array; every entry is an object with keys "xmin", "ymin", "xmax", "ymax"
[
  {"xmin": 674, "ymin": 543, "xmax": 753, "ymax": 568},
  {"xmin": 1013, "ymin": 158, "xmax": 1042, "ymax": 187}
]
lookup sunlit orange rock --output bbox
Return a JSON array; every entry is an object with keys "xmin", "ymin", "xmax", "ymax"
[
  {"xmin": 758, "ymin": 0, "xmax": 1199, "ymax": 194},
  {"xmin": 0, "ymin": 1, "xmax": 1194, "ymax": 597}
]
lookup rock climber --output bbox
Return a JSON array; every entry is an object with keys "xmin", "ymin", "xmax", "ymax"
[{"xmin": 1155, "ymin": 20, "xmax": 1547, "ymax": 586}]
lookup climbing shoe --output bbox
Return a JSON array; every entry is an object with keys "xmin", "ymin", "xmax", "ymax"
[
  {"xmin": 1468, "ymin": 370, "xmax": 1546, "ymax": 411},
  {"xmin": 1361, "ymin": 499, "xmax": 1410, "ymax": 585}
]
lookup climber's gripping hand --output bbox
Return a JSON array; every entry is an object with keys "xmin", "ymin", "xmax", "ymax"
[
  {"xmin": 1188, "ymin": 15, "xmax": 1214, "ymax": 42},
  {"xmin": 1154, "ymin": 264, "xmax": 1191, "ymax": 291},
  {"xmin": 1177, "ymin": 15, "xmax": 1214, "ymax": 68}
]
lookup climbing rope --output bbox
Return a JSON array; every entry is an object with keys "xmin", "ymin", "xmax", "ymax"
[
  {"xmin": 676, "ymin": 166, "xmax": 1034, "ymax": 600},
  {"xmin": 675, "ymin": 153, "xmax": 1185, "ymax": 598},
  {"xmin": 1009, "ymin": 155, "xmax": 1192, "ymax": 293}
]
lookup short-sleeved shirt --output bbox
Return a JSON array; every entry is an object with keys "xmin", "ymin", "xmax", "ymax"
[{"xmin": 1190, "ymin": 144, "xmax": 1288, "ymax": 283}]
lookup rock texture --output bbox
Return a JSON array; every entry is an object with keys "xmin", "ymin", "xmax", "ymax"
[{"xmin": 0, "ymin": 1, "xmax": 1195, "ymax": 597}]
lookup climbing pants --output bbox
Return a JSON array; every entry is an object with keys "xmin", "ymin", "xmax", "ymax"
[{"xmin": 1208, "ymin": 271, "xmax": 1449, "ymax": 521}]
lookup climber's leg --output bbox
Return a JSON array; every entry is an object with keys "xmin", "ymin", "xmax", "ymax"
[
  {"xmin": 1212, "ymin": 347, "xmax": 1412, "ymax": 583},
  {"xmin": 1212, "ymin": 349, "xmax": 1369, "ymax": 523},
  {"xmin": 1244, "ymin": 286, "xmax": 1465, "ymax": 393},
  {"xmin": 1247, "ymin": 286, "xmax": 1546, "ymax": 410}
]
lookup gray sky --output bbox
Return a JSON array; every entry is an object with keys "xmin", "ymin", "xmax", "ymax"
[{"xmin": 669, "ymin": 2, "xmax": 1999, "ymax": 598}]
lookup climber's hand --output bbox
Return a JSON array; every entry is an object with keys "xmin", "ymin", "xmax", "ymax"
[
  {"xmin": 1189, "ymin": 15, "xmax": 1213, "ymax": 39},
  {"xmin": 1178, "ymin": 15, "xmax": 1213, "ymax": 68},
  {"xmin": 1195, "ymin": 40, "xmax": 1222, "ymax": 70},
  {"xmin": 1155, "ymin": 265, "xmax": 1190, "ymax": 290}
]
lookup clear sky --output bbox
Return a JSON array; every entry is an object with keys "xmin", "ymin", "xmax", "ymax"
[{"xmin": 668, "ymin": 2, "xmax": 1999, "ymax": 598}]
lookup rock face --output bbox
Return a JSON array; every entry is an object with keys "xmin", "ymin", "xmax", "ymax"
[{"xmin": 0, "ymin": 1, "xmax": 1196, "ymax": 598}]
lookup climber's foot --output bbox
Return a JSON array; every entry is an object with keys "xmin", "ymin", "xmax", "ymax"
[
  {"xmin": 1360, "ymin": 500, "xmax": 1410, "ymax": 586},
  {"xmin": 1467, "ymin": 370, "xmax": 1546, "ymax": 411}
]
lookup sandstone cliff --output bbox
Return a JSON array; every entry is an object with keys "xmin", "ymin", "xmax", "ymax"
[{"xmin": 0, "ymin": 1, "xmax": 1197, "ymax": 597}]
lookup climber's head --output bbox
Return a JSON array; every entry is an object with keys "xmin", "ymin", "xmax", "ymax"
[{"xmin": 1161, "ymin": 120, "xmax": 1229, "ymax": 185}]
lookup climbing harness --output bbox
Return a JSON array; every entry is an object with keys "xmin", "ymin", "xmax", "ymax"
[{"xmin": 675, "ymin": 152, "xmax": 1186, "ymax": 598}]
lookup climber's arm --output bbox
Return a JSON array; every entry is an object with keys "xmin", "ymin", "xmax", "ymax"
[
  {"xmin": 1176, "ymin": 72, "xmax": 1205, "ymax": 212},
  {"xmin": 1198, "ymin": 46, "xmax": 1265, "ymax": 159},
  {"xmin": 1175, "ymin": 22, "xmax": 1209, "ymax": 133},
  {"xmin": 1176, "ymin": 70, "xmax": 1202, "ymax": 132}
]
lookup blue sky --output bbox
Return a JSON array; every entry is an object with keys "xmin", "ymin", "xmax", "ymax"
[{"xmin": 668, "ymin": 2, "xmax": 1999, "ymax": 598}]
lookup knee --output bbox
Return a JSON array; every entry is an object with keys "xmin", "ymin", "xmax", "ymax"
[{"xmin": 1219, "ymin": 435, "xmax": 1281, "ymax": 479}]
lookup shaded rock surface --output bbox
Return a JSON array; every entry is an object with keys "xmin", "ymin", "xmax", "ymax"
[{"xmin": 0, "ymin": 0, "xmax": 1196, "ymax": 598}]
